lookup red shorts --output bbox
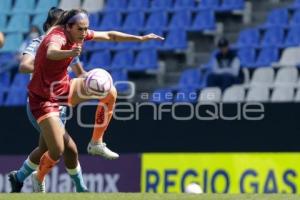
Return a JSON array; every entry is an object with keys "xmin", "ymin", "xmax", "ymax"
[{"xmin": 28, "ymin": 91, "xmax": 69, "ymax": 123}]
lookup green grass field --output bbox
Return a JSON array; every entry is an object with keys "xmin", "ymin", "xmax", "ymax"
[{"xmin": 0, "ymin": 194, "xmax": 300, "ymax": 200}]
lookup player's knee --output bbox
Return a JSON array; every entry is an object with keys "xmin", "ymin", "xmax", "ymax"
[
  {"xmin": 108, "ymin": 86, "xmax": 117, "ymax": 101},
  {"xmin": 51, "ymin": 146, "xmax": 64, "ymax": 159}
]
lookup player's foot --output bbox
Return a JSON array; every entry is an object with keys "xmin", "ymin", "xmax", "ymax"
[
  {"xmin": 87, "ymin": 142, "xmax": 119, "ymax": 159},
  {"xmin": 31, "ymin": 171, "xmax": 45, "ymax": 193},
  {"xmin": 80, "ymin": 188, "xmax": 90, "ymax": 193},
  {"xmin": 8, "ymin": 171, "xmax": 23, "ymax": 193}
]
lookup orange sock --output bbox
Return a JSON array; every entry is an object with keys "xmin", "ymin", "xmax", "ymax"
[
  {"xmin": 91, "ymin": 87, "xmax": 117, "ymax": 143},
  {"xmin": 37, "ymin": 151, "xmax": 59, "ymax": 182}
]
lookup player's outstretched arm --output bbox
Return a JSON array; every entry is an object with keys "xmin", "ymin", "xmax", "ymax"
[{"xmin": 92, "ymin": 31, "xmax": 164, "ymax": 42}]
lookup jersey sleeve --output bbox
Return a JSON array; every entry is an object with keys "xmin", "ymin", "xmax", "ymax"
[
  {"xmin": 69, "ymin": 56, "xmax": 80, "ymax": 67},
  {"xmin": 85, "ymin": 29, "xmax": 94, "ymax": 41},
  {"xmin": 46, "ymin": 33, "xmax": 66, "ymax": 48},
  {"xmin": 22, "ymin": 37, "xmax": 43, "ymax": 56}
]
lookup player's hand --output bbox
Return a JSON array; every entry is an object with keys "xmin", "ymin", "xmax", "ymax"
[
  {"xmin": 71, "ymin": 46, "xmax": 82, "ymax": 57},
  {"xmin": 140, "ymin": 33, "xmax": 164, "ymax": 42}
]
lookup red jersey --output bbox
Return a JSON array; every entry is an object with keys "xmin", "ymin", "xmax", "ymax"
[{"xmin": 28, "ymin": 26, "xmax": 94, "ymax": 101}]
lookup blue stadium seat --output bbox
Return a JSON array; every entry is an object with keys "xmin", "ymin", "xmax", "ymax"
[
  {"xmin": 144, "ymin": 11, "xmax": 168, "ymax": 31},
  {"xmin": 0, "ymin": 71, "xmax": 11, "ymax": 88},
  {"xmin": 110, "ymin": 69, "xmax": 129, "ymax": 92},
  {"xmin": 33, "ymin": 0, "xmax": 58, "ymax": 14},
  {"xmin": 201, "ymin": 50, "xmax": 219, "ymax": 72},
  {"xmin": 0, "ymin": 33, "xmax": 23, "ymax": 52},
  {"xmin": 262, "ymin": 8, "xmax": 289, "ymax": 28},
  {"xmin": 255, "ymin": 47, "xmax": 279, "ymax": 67},
  {"xmin": 0, "ymin": 0, "xmax": 12, "ymax": 14},
  {"xmin": 104, "ymin": 0, "xmax": 128, "ymax": 12},
  {"xmin": 161, "ymin": 29, "xmax": 187, "ymax": 50},
  {"xmin": 291, "ymin": 0, "xmax": 300, "ymax": 9},
  {"xmin": 89, "ymin": 12, "xmax": 101, "ymax": 30},
  {"xmin": 151, "ymin": 88, "xmax": 174, "ymax": 103},
  {"xmin": 290, "ymin": 9, "xmax": 300, "ymax": 25},
  {"xmin": 177, "ymin": 68, "xmax": 203, "ymax": 89},
  {"xmin": 260, "ymin": 26, "xmax": 284, "ymax": 47},
  {"xmin": 235, "ymin": 28, "xmax": 260, "ymax": 48},
  {"xmin": 0, "ymin": 14, "xmax": 7, "ymax": 31},
  {"xmin": 4, "ymin": 14, "xmax": 30, "ymax": 33},
  {"xmin": 114, "ymin": 29, "xmax": 140, "ymax": 50},
  {"xmin": 4, "ymin": 87, "xmax": 27, "ymax": 106},
  {"xmin": 168, "ymin": 10, "xmax": 191, "ymax": 30},
  {"xmin": 83, "ymin": 41, "xmax": 96, "ymax": 51},
  {"xmin": 86, "ymin": 50, "xmax": 111, "ymax": 70},
  {"xmin": 127, "ymin": 0, "xmax": 149, "ymax": 11},
  {"xmin": 198, "ymin": 0, "xmax": 220, "ymax": 10},
  {"xmin": 189, "ymin": 9, "xmax": 216, "ymax": 31},
  {"xmin": 174, "ymin": 89, "xmax": 198, "ymax": 103},
  {"xmin": 111, "ymin": 50, "xmax": 134, "ymax": 69},
  {"xmin": 284, "ymin": 26, "xmax": 300, "ymax": 47},
  {"xmin": 32, "ymin": 14, "xmax": 48, "ymax": 33},
  {"xmin": 114, "ymin": 40, "xmax": 139, "ymax": 50},
  {"xmin": 238, "ymin": 47, "xmax": 256, "ymax": 67},
  {"xmin": 11, "ymin": 0, "xmax": 35, "ymax": 13},
  {"xmin": 93, "ymin": 41, "xmax": 116, "ymax": 50},
  {"xmin": 10, "ymin": 73, "xmax": 30, "ymax": 88},
  {"xmin": 132, "ymin": 49, "xmax": 158, "ymax": 71},
  {"xmin": 123, "ymin": 12, "xmax": 145, "ymax": 30},
  {"xmin": 0, "ymin": 53, "xmax": 14, "ymax": 66},
  {"xmin": 99, "ymin": 12, "xmax": 122, "ymax": 30},
  {"xmin": 218, "ymin": 0, "xmax": 244, "ymax": 11},
  {"xmin": 149, "ymin": 0, "xmax": 173, "ymax": 11},
  {"xmin": 173, "ymin": 0, "xmax": 196, "ymax": 10}
]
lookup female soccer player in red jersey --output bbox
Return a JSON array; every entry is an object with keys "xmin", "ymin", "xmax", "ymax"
[
  {"xmin": 28, "ymin": 9, "xmax": 164, "ymax": 192},
  {"xmin": 8, "ymin": 7, "xmax": 88, "ymax": 193}
]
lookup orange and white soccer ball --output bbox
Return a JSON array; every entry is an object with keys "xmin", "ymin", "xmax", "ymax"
[{"xmin": 84, "ymin": 68, "xmax": 113, "ymax": 96}]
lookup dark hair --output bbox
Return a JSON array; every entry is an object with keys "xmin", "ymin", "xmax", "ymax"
[
  {"xmin": 43, "ymin": 7, "xmax": 64, "ymax": 32},
  {"xmin": 217, "ymin": 37, "xmax": 229, "ymax": 48},
  {"xmin": 55, "ymin": 9, "xmax": 88, "ymax": 28}
]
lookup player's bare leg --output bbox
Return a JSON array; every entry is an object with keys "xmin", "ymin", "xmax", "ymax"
[{"xmin": 31, "ymin": 116, "xmax": 65, "ymax": 192}]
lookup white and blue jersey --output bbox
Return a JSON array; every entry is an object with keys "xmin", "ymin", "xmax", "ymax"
[
  {"xmin": 24, "ymin": 36, "xmax": 80, "ymax": 132},
  {"xmin": 23, "ymin": 36, "xmax": 81, "ymax": 66}
]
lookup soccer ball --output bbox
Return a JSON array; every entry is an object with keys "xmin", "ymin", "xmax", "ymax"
[
  {"xmin": 184, "ymin": 183, "xmax": 203, "ymax": 194},
  {"xmin": 84, "ymin": 68, "xmax": 113, "ymax": 96}
]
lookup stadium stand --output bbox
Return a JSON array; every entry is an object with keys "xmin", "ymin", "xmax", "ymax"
[
  {"xmin": 274, "ymin": 67, "xmax": 298, "ymax": 87},
  {"xmin": 246, "ymin": 87, "xmax": 270, "ymax": 102},
  {"xmin": 198, "ymin": 87, "xmax": 222, "ymax": 102},
  {"xmin": 222, "ymin": 85, "xmax": 245, "ymax": 102},
  {"xmin": 1, "ymin": 0, "xmax": 300, "ymax": 105},
  {"xmin": 249, "ymin": 68, "xmax": 275, "ymax": 88},
  {"xmin": 59, "ymin": 0, "xmax": 81, "ymax": 10}
]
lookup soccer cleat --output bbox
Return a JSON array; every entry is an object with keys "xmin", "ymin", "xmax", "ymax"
[
  {"xmin": 8, "ymin": 171, "xmax": 23, "ymax": 193},
  {"xmin": 87, "ymin": 142, "xmax": 119, "ymax": 159},
  {"xmin": 31, "ymin": 171, "xmax": 45, "ymax": 193},
  {"xmin": 80, "ymin": 188, "xmax": 90, "ymax": 193}
]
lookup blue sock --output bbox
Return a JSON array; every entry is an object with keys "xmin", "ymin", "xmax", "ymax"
[
  {"xmin": 66, "ymin": 164, "xmax": 87, "ymax": 192},
  {"xmin": 16, "ymin": 158, "xmax": 38, "ymax": 183}
]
